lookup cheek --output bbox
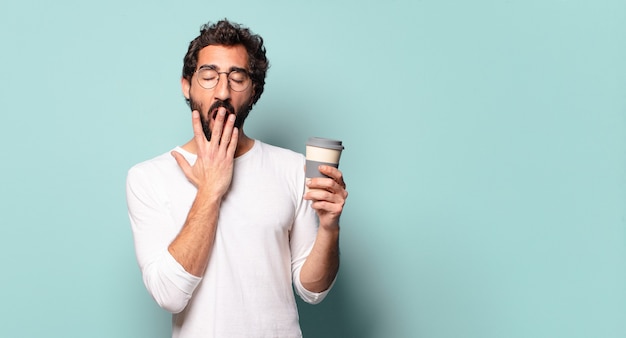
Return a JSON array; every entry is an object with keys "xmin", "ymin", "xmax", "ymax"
[
  {"xmin": 188, "ymin": 95, "xmax": 208, "ymax": 120},
  {"xmin": 189, "ymin": 88, "xmax": 213, "ymax": 109},
  {"xmin": 234, "ymin": 91, "xmax": 254, "ymax": 107},
  {"xmin": 189, "ymin": 82, "xmax": 215, "ymax": 100}
]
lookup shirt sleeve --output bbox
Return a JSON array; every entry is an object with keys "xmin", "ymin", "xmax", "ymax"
[{"xmin": 126, "ymin": 164, "xmax": 202, "ymax": 313}]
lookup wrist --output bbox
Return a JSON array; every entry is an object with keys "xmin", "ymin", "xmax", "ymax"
[
  {"xmin": 196, "ymin": 186, "xmax": 225, "ymax": 205},
  {"xmin": 318, "ymin": 222, "xmax": 340, "ymax": 238}
]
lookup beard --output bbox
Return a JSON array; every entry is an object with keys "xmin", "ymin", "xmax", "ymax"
[{"xmin": 189, "ymin": 96, "xmax": 253, "ymax": 141}]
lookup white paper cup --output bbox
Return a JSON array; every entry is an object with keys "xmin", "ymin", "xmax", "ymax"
[{"xmin": 305, "ymin": 137, "xmax": 344, "ymax": 191}]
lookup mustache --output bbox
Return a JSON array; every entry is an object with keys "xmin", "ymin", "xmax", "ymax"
[{"xmin": 209, "ymin": 100, "xmax": 236, "ymax": 119}]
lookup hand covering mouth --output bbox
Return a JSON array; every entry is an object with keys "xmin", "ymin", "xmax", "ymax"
[{"xmin": 210, "ymin": 101, "xmax": 236, "ymax": 120}]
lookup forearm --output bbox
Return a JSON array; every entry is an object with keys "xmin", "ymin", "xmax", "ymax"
[
  {"xmin": 299, "ymin": 226, "xmax": 340, "ymax": 293},
  {"xmin": 168, "ymin": 188, "xmax": 221, "ymax": 277}
]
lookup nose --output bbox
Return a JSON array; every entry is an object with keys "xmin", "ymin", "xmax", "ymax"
[{"xmin": 213, "ymin": 73, "xmax": 231, "ymax": 101}]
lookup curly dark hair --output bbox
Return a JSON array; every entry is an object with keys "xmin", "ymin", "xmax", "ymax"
[{"xmin": 182, "ymin": 19, "xmax": 270, "ymax": 106}]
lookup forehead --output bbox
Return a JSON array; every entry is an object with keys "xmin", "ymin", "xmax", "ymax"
[{"xmin": 197, "ymin": 44, "xmax": 249, "ymax": 70}]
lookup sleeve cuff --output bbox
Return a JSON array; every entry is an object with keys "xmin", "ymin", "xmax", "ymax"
[
  {"xmin": 163, "ymin": 251, "xmax": 203, "ymax": 295},
  {"xmin": 293, "ymin": 270, "xmax": 336, "ymax": 305}
]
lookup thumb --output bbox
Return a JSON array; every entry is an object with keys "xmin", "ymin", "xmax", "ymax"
[{"xmin": 171, "ymin": 151, "xmax": 196, "ymax": 185}]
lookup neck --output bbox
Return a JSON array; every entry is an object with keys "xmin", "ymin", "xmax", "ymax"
[{"xmin": 181, "ymin": 130, "xmax": 254, "ymax": 158}]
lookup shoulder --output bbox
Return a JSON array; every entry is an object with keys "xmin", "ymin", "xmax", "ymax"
[
  {"xmin": 256, "ymin": 141, "xmax": 304, "ymax": 165},
  {"xmin": 246, "ymin": 141, "xmax": 306, "ymax": 201},
  {"xmin": 127, "ymin": 148, "xmax": 186, "ymax": 184},
  {"xmin": 126, "ymin": 148, "xmax": 196, "ymax": 206},
  {"xmin": 246, "ymin": 141, "xmax": 305, "ymax": 185}
]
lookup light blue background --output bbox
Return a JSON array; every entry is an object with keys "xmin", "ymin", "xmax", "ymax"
[{"xmin": 1, "ymin": 1, "xmax": 625, "ymax": 337}]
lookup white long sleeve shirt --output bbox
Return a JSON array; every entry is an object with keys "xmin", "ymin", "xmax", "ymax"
[{"xmin": 126, "ymin": 141, "xmax": 331, "ymax": 338}]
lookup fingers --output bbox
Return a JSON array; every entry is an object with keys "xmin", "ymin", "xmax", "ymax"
[
  {"xmin": 308, "ymin": 166, "xmax": 347, "ymax": 192},
  {"xmin": 191, "ymin": 110, "xmax": 207, "ymax": 145},
  {"xmin": 308, "ymin": 198, "xmax": 345, "ymax": 214},
  {"xmin": 319, "ymin": 165, "xmax": 346, "ymax": 189},
  {"xmin": 227, "ymin": 127, "xmax": 239, "ymax": 158},
  {"xmin": 304, "ymin": 166, "xmax": 348, "ymax": 201},
  {"xmin": 305, "ymin": 177, "xmax": 347, "ymax": 225},
  {"xmin": 192, "ymin": 108, "xmax": 237, "ymax": 154},
  {"xmin": 208, "ymin": 108, "xmax": 238, "ymax": 150},
  {"xmin": 209, "ymin": 109, "xmax": 226, "ymax": 151},
  {"xmin": 305, "ymin": 181, "xmax": 348, "ymax": 201},
  {"xmin": 219, "ymin": 113, "xmax": 237, "ymax": 150},
  {"xmin": 180, "ymin": 108, "xmax": 237, "ymax": 192}
]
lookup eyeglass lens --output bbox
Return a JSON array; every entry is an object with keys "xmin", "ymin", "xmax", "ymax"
[{"xmin": 196, "ymin": 69, "xmax": 250, "ymax": 91}]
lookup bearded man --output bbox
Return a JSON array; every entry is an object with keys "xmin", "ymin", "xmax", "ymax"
[{"xmin": 126, "ymin": 19, "xmax": 348, "ymax": 338}]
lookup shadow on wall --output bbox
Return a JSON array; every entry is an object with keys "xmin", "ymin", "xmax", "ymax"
[
  {"xmin": 297, "ymin": 276, "xmax": 377, "ymax": 338},
  {"xmin": 253, "ymin": 106, "xmax": 381, "ymax": 337}
]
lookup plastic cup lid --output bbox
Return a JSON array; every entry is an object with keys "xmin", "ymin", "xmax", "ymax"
[{"xmin": 306, "ymin": 137, "xmax": 344, "ymax": 150}]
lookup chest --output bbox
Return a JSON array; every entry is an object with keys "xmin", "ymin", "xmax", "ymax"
[{"xmin": 165, "ymin": 161, "xmax": 301, "ymax": 239}]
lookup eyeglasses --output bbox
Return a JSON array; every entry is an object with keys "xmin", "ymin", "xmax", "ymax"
[{"xmin": 195, "ymin": 67, "xmax": 251, "ymax": 92}]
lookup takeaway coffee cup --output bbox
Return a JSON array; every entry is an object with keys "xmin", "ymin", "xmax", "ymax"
[{"xmin": 305, "ymin": 137, "xmax": 344, "ymax": 190}]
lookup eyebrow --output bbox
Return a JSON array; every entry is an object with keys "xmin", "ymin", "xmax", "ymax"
[{"xmin": 198, "ymin": 64, "xmax": 249, "ymax": 73}]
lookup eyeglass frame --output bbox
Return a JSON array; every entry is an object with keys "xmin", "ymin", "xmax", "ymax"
[{"xmin": 194, "ymin": 65, "xmax": 252, "ymax": 92}]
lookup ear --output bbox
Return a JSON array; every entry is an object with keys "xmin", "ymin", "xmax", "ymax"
[{"xmin": 181, "ymin": 77, "xmax": 191, "ymax": 100}]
